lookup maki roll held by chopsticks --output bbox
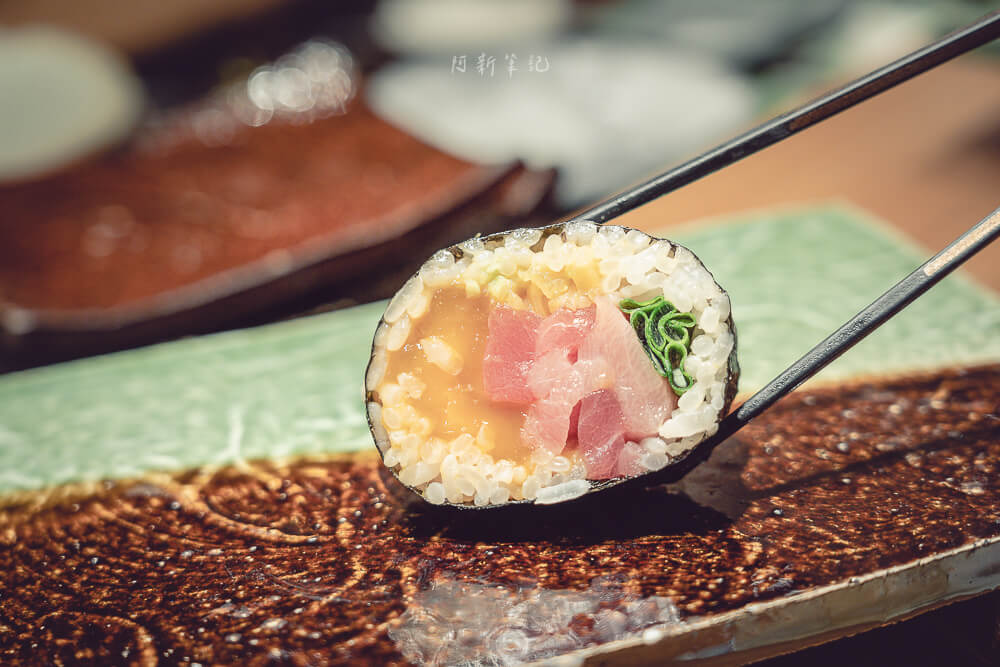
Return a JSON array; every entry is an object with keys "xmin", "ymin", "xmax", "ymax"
[{"xmin": 366, "ymin": 222, "xmax": 738, "ymax": 508}]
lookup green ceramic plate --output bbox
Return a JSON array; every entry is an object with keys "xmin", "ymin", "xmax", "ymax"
[{"xmin": 1, "ymin": 204, "xmax": 998, "ymax": 494}]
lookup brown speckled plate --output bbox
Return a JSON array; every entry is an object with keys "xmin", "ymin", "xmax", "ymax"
[
  {"xmin": 1, "ymin": 365, "xmax": 998, "ymax": 665},
  {"xmin": 0, "ymin": 101, "xmax": 554, "ymax": 370}
]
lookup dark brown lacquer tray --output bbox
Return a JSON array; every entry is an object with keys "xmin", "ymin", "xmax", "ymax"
[
  {"xmin": 0, "ymin": 99, "xmax": 554, "ymax": 370},
  {"xmin": 2, "ymin": 365, "xmax": 997, "ymax": 665}
]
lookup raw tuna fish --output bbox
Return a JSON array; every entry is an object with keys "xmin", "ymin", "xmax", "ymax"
[
  {"xmin": 483, "ymin": 306, "xmax": 541, "ymax": 404},
  {"xmin": 526, "ymin": 349, "xmax": 574, "ymax": 400},
  {"xmin": 577, "ymin": 389, "xmax": 626, "ymax": 479},
  {"xmin": 490, "ymin": 298, "xmax": 671, "ymax": 469},
  {"xmin": 527, "ymin": 306, "xmax": 598, "ymax": 399},
  {"xmin": 615, "ymin": 441, "xmax": 646, "ymax": 478},
  {"xmin": 535, "ymin": 305, "xmax": 595, "ymax": 361},
  {"xmin": 577, "ymin": 296, "xmax": 674, "ymax": 439},
  {"xmin": 521, "ymin": 358, "xmax": 611, "ymax": 453},
  {"xmin": 521, "ymin": 389, "xmax": 578, "ymax": 454}
]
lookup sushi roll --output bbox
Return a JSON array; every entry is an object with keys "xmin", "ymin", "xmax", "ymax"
[{"xmin": 365, "ymin": 222, "xmax": 738, "ymax": 508}]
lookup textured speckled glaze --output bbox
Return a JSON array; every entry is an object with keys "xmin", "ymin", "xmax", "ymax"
[{"xmin": 2, "ymin": 365, "xmax": 998, "ymax": 664}]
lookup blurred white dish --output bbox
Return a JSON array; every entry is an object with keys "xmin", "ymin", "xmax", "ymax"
[
  {"xmin": 367, "ymin": 40, "xmax": 755, "ymax": 206},
  {"xmin": 0, "ymin": 26, "xmax": 144, "ymax": 183},
  {"xmin": 371, "ymin": 0, "xmax": 572, "ymax": 55}
]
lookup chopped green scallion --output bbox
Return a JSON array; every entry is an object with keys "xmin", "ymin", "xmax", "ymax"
[{"xmin": 619, "ymin": 296, "xmax": 697, "ymax": 395}]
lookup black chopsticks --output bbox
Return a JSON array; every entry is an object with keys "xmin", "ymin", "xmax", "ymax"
[
  {"xmin": 719, "ymin": 204, "xmax": 1000, "ymax": 439},
  {"xmin": 645, "ymin": 204, "xmax": 1000, "ymax": 487},
  {"xmin": 569, "ymin": 10, "xmax": 1000, "ymax": 226},
  {"xmin": 572, "ymin": 11, "xmax": 1000, "ymax": 485}
]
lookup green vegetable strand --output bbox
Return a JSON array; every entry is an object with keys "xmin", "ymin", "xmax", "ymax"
[{"xmin": 619, "ymin": 297, "xmax": 697, "ymax": 395}]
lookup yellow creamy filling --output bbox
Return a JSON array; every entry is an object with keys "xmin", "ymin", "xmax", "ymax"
[
  {"xmin": 377, "ymin": 252, "xmax": 605, "ymax": 473},
  {"xmin": 381, "ymin": 287, "xmax": 528, "ymax": 465}
]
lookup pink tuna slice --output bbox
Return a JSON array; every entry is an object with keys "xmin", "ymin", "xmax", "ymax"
[
  {"xmin": 521, "ymin": 390, "xmax": 576, "ymax": 454},
  {"xmin": 535, "ymin": 305, "xmax": 596, "ymax": 361},
  {"xmin": 527, "ymin": 349, "xmax": 574, "ymax": 400},
  {"xmin": 568, "ymin": 401, "xmax": 581, "ymax": 440},
  {"xmin": 577, "ymin": 296, "xmax": 675, "ymax": 440},
  {"xmin": 521, "ymin": 358, "xmax": 612, "ymax": 453},
  {"xmin": 483, "ymin": 306, "xmax": 542, "ymax": 404},
  {"xmin": 527, "ymin": 305, "xmax": 598, "ymax": 399},
  {"xmin": 615, "ymin": 441, "xmax": 646, "ymax": 478},
  {"xmin": 577, "ymin": 389, "xmax": 626, "ymax": 479}
]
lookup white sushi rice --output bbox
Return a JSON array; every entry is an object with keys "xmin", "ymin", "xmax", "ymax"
[{"xmin": 366, "ymin": 222, "xmax": 735, "ymax": 506}]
